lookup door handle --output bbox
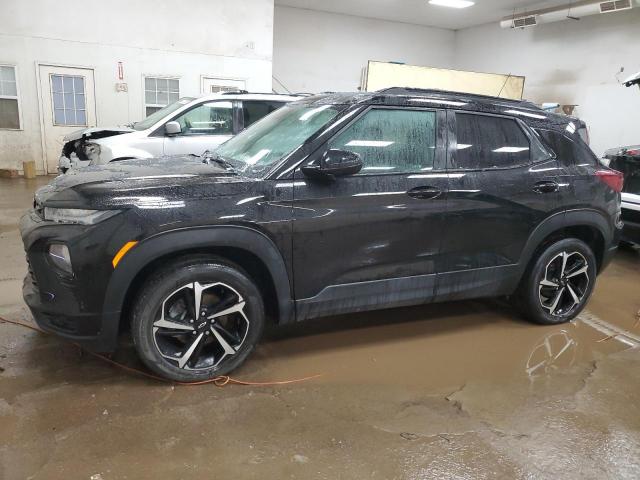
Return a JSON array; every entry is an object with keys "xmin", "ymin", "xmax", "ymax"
[
  {"xmin": 532, "ymin": 181, "xmax": 559, "ymax": 194},
  {"xmin": 407, "ymin": 186, "xmax": 442, "ymax": 199}
]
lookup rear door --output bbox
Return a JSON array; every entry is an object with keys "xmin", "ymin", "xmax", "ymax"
[
  {"xmin": 163, "ymin": 100, "xmax": 236, "ymax": 156},
  {"xmin": 239, "ymin": 100, "xmax": 286, "ymax": 130},
  {"xmin": 291, "ymin": 106, "xmax": 448, "ymax": 319},
  {"xmin": 437, "ymin": 111, "xmax": 561, "ymax": 300}
]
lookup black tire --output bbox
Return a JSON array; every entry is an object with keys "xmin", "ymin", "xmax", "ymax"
[
  {"xmin": 131, "ymin": 255, "xmax": 264, "ymax": 382},
  {"xmin": 517, "ymin": 238, "xmax": 597, "ymax": 325}
]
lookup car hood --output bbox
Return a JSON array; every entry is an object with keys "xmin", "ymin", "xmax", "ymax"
[
  {"xmin": 63, "ymin": 126, "xmax": 134, "ymax": 142},
  {"xmin": 36, "ymin": 155, "xmax": 253, "ymax": 209}
]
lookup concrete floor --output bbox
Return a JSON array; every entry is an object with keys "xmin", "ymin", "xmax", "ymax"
[{"xmin": 1, "ymin": 177, "xmax": 640, "ymax": 479}]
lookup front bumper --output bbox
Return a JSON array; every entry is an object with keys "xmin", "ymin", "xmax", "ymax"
[{"xmin": 20, "ymin": 210, "xmax": 125, "ymax": 352}]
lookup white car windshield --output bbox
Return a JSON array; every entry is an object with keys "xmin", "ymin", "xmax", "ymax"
[
  {"xmin": 215, "ymin": 103, "xmax": 342, "ymax": 177},
  {"xmin": 133, "ymin": 98, "xmax": 195, "ymax": 131}
]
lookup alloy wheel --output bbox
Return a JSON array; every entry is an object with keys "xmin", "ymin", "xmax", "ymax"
[
  {"xmin": 152, "ymin": 281, "xmax": 250, "ymax": 370},
  {"xmin": 538, "ymin": 251, "xmax": 590, "ymax": 317}
]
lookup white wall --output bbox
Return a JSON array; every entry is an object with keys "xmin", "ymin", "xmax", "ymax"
[
  {"xmin": 455, "ymin": 9, "xmax": 640, "ymax": 156},
  {"xmin": 273, "ymin": 6, "xmax": 456, "ymax": 93},
  {"xmin": 0, "ymin": 0, "xmax": 274, "ymax": 173}
]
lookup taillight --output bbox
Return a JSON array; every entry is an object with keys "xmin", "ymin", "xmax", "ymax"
[
  {"xmin": 625, "ymin": 148, "xmax": 640, "ymax": 156},
  {"xmin": 595, "ymin": 169, "xmax": 624, "ymax": 192}
]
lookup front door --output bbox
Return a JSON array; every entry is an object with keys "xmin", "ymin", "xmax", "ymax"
[
  {"xmin": 292, "ymin": 106, "xmax": 448, "ymax": 320},
  {"xmin": 163, "ymin": 100, "xmax": 236, "ymax": 156},
  {"xmin": 38, "ymin": 65, "xmax": 97, "ymax": 174}
]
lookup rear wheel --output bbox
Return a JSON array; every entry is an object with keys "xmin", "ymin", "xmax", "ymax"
[
  {"xmin": 518, "ymin": 238, "xmax": 596, "ymax": 325},
  {"xmin": 131, "ymin": 256, "xmax": 264, "ymax": 382}
]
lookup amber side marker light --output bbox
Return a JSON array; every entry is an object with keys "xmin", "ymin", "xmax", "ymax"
[{"xmin": 112, "ymin": 241, "xmax": 139, "ymax": 268}]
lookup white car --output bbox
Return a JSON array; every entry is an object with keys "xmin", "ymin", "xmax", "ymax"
[{"xmin": 58, "ymin": 92, "xmax": 301, "ymax": 172}]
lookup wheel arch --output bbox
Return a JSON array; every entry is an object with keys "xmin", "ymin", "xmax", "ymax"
[
  {"xmin": 102, "ymin": 226, "xmax": 294, "ymax": 343},
  {"xmin": 518, "ymin": 209, "xmax": 611, "ymax": 281}
]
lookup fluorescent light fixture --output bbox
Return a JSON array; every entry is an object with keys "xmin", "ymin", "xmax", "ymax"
[{"xmin": 429, "ymin": 0, "xmax": 474, "ymax": 8}]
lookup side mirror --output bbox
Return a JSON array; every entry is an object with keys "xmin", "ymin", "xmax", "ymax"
[
  {"xmin": 165, "ymin": 121, "xmax": 181, "ymax": 136},
  {"xmin": 301, "ymin": 149, "xmax": 363, "ymax": 181}
]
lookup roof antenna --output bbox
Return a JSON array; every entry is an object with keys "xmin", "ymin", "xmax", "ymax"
[{"xmin": 497, "ymin": 73, "xmax": 511, "ymax": 97}]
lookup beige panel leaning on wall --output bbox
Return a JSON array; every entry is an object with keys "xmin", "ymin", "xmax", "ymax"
[{"xmin": 364, "ymin": 61, "xmax": 525, "ymax": 100}]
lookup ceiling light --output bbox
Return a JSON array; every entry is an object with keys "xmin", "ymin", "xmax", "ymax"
[{"xmin": 429, "ymin": 0, "xmax": 474, "ymax": 8}]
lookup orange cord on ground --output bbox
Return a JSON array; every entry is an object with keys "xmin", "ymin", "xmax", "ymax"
[{"xmin": 0, "ymin": 316, "xmax": 322, "ymax": 387}]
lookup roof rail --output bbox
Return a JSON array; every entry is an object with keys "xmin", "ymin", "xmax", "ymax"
[
  {"xmin": 375, "ymin": 87, "xmax": 541, "ymax": 110},
  {"xmin": 218, "ymin": 90, "xmax": 310, "ymax": 97}
]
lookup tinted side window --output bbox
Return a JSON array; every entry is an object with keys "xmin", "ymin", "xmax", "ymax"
[
  {"xmin": 243, "ymin": 101, "xmax": 284, "ymax": 128},
  {"xmin": 329, "ymin": 108, "xmax": 437, "ymax": 173},
  {"xmin": 537, "ymin": 129, "xmax": 597, "ymax": 166},
  {"xmin": 455, "ymin": 113, "xmax": 530, "ymax": 169}
]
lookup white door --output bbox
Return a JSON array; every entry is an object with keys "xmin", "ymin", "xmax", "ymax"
[
  {"xmin": 201, "ymin": 77, "xmax": 245, "ymax": 94},
  {"xmin": 163, "ymin": 100, "xmax": 235, "ymax": 157},
  {"xmin": 38, "ymin": 65, "xmax": 97, "ymax": 174}
]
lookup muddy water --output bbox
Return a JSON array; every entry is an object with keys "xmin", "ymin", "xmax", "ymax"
[{"xmin": 1, "ymin": 177, "xmax": 640, "ymax": 479}]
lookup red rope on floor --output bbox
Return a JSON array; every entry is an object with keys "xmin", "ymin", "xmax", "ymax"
[{"xmin": 0, "ymin": 315, "xmax": 322, "ymax": 387}]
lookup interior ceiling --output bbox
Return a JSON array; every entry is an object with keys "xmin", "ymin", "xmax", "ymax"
[{"xmin": 275, "ymin": 0, "xmax": 578, "ymax": 30}]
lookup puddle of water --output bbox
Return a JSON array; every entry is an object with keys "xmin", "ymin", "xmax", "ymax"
[{"xmin": 253, "ymin": 249, "xmax": 639, "ymax": 390}]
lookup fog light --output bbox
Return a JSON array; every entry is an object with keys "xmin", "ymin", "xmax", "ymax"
[{"xmin": 48, "ymin": 244, "xmax": 73, "ymax": 275}]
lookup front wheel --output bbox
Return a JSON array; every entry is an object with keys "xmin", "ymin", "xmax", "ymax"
[
  {"xmin": 131, "ymin": 256, "xmax": 264, "ymax": 382},
  {"xmin": 518, "ymin": 238, "xmax": 596, "ymax": 325}
]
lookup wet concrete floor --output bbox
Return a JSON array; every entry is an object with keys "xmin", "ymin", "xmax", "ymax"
[{"xmin": 1, "ymin": 177, "xmax": 640, "ymax": 479}]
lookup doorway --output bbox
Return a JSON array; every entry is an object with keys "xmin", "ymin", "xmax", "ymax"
[{"xmin": 38, "ymin": 65, "xmax": 97, "ymax": 174}]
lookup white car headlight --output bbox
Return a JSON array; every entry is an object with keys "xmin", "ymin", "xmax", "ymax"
[{"xmin": 43, "ymin": 208, "xmax": 119, "ymax": 225}]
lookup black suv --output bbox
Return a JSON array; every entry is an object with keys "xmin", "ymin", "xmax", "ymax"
[{"xmin": 21, "ymin": 88, "xmax": 623, "ymax": 381}]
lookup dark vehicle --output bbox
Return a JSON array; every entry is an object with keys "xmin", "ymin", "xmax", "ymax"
[
  {"xmin": 604, "ymin": 145, "xmax": 640, "ymax": 245},
  {"xmin": 21, "ymin": 88, "xmax": 623, "ymax": 381},
  {"xmin": 601, "ymin": 70, "xmax": 640, "ymax": 245}
]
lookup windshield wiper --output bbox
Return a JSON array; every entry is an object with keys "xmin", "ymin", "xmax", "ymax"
[{"xmin": 200, "ymin": 150, "xmax": 236, "ymax": 171}]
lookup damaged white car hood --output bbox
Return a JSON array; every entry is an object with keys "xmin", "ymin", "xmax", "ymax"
[{"xmin": 63, "ymin": 126, "xmax": 134, "ymax": 142}]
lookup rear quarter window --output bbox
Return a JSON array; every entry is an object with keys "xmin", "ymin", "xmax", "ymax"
[{"xmin": 536, "ymin": 129, "xmax": 597, "ymax": 166}]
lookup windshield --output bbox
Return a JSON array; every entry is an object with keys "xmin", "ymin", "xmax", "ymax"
[
  {"xmin": 133, "ymin": 97, "xmax": 195, "ymax": 131},
  {"xmin": 216, "ymin": 103, "xmax": 342, "ymax": 177}
]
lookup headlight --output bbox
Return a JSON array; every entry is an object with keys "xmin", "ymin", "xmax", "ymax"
[
  {"xmin": 48, "ymin": 244, "xmax": 73, "ymax": 275},
  {"xmin": 43, "ymin": 208, "xmax": 119, "ymax": 225}
]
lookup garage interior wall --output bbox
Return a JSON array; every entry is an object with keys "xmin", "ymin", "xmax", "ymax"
[
  {"xmin": 1, "ymin": 2, "xmax": 639, "ymax": 173},
  {"xmin": 455, "ymin": 7, "xmax": 640, "ymax": 156},
  {"xmin": 272, "ymin": 6, "xmax": 456, "ymax": 93},
  {"xmin": 274, "ymin": 5, "xmax": 640, "ymax": 157},
  {"xmin": 0, "ymin": 0, "xmax": 274, "ymax": 174}
]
